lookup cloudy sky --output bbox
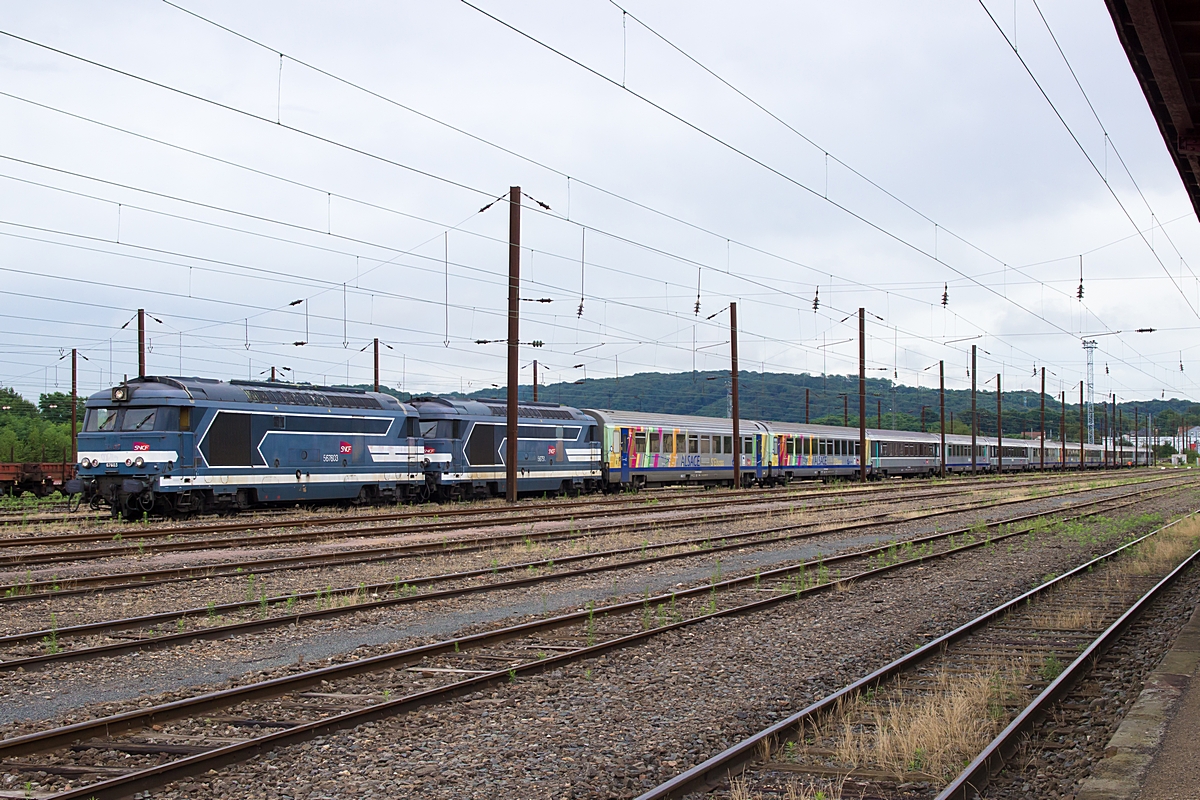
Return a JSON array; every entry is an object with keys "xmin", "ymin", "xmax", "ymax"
[{"xmin": 2, "ymin": 0, "xmax": 1198, "ymax": 407}]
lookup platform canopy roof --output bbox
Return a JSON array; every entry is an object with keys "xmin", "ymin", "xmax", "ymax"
[{"xmin": 1106, "ymin": 1, "xmax": 1200, "ymax": 217}]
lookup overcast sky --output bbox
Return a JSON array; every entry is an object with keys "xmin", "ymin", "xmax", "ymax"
[{"xmin": 2, "ymin": 0, "xmax": 1199, "ymax": 407}]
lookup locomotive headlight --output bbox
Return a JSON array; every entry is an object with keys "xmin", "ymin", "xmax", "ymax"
[
  {"xmin": 134, "ymin": 457, "xmax": 145, "ymax": 468},
  {"xmin": 125, "ymin": 458, "xmax": 133, "ymax": 467},
  {"xmin": 80, "ymin": 458, "xmax": 92, "ymax": 469}
]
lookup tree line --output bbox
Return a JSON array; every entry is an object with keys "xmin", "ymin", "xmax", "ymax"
[{"xmin": 0, "ymin": 388, "xmax": 84, "ymax": 463}]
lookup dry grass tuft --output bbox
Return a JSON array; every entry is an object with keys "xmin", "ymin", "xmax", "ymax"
[
  {"xmin": 783, "ymin": 777, "xmax": 846, "ymax": 800},
  {"xmin": 1041, "ymin": 605, "xmax": 1098, "ymax": 630},
  {"xmin": 831, "ymin": 665, "xmax": 1026, "ymax": 783},
  {"xmin": 729, "ymin": 776, "xmax": 760, "ymax": 800},
  {"xmin": 1117, "ymin": 516, "xmax": 1200, "ymax": 576}
]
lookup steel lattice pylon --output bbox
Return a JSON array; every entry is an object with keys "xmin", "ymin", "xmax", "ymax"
[{"xmin": 1083, "ymin": 339, "xmax": 1098, "ymax": 444}]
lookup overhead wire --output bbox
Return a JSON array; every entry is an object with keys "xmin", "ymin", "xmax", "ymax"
[
  {"xmin": 452, "ymin": 0, "xmax": 1176, "ymax": 390},
  {"xmin": 0, "ymin": 13, "xmax": 1178, "ymax": 399},
  {"xmin": 150, "ymin": 3, "xmax": 1131, "ymax": 376},
  {"xmin": 974, "ymin": 0, "xmax": 1199, "ymax": 320}
]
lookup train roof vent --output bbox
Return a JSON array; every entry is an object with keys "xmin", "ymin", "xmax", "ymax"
[
  {"xmin": 484, "ymin": 403, "xmax": 575, "ymax": 420},
  {"xmin": 328, "ymin": 394, "xmax": 383, "ymax": 409},
  {"xmin": 242, "ymin": 388, "xmax": 382, "ymax": 409}
]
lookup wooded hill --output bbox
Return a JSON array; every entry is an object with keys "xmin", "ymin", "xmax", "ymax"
[{"xmin": 403, "ymin": 370, "xmax": 1200, "ymax": 441}]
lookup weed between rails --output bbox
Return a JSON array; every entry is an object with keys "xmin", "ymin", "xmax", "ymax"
[{"xmin": 822, "ymin": 664, "xmax": 1029, "ymax": 784}]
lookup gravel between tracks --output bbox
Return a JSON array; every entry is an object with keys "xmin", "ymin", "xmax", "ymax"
[
  {"xmin": 0, "ymin": 484, "xmax": 1184, "ymax": 798},
  {"xmin": 0, "ymin": 481, "xmax": 1181, "ymax": 732},
  {"xmin": 978, "ymin": 563, "xmax": 1200, "ymax": 800},
  {"xmin": 0, "ymin": 477, "xmax": 1158, "ymax": 637},
  {"xmin": 134, "ymin": 492, "xmax": 1196, "ymax": 800}
]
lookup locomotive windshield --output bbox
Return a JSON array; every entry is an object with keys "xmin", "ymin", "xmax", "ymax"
[
  {"xmin": 84, "ymin": 407, "xmax": 120, "ymax": 431},
  {"xmin": 122, "ymin": 408, "xmax": 157, "ymax": 431}
]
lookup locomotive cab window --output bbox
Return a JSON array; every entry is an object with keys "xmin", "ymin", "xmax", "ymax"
[
  {"xmin": 122, "ymin": 408, "xmax": 157, "ymax": 431},
  {"xmin": 84, "ymin": 407, "xmax": 120, "ymax": 432},
  {"xmin": 420, "ymin": 420, "xmax": 461, "ymax": 439},
  {"xmin": 180, "ymin": 407, "xmax": 191, "ymax": 431}
]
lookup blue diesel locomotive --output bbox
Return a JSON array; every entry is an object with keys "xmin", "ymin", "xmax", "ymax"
[
  {"xmin": 412, "ymin": 396, "xmax": 601, "ymax": 500},
  {"xmin": 75, "ymin": 376, "xmax": 424, "ymax": 517}
]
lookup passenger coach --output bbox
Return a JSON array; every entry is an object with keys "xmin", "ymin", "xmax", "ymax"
[{"xmin": 585, "ymin": 409, "xmax": 768, "ymax": 489}]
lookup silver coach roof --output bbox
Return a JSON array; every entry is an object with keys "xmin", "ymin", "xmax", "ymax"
[{"xmin": 584, "ymin": 409, "xmax": 767, "ymax": 432}]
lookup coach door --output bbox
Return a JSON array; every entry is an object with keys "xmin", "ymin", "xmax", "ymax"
[{"xmin": 619, "ymin": 427, "xmax": 630, "ymax": 484}]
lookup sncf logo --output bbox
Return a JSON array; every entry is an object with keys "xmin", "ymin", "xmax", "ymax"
[
  {"xmin": 424, "ymin": 446, "xmax": 437, "ymax": 454},
  {"xmin": 132, "ymin": 442, "xmax": 150, "ymax": 452},
  {"xmin": 339, "ymin": 441, "xmax": 353, "ymax": 455},
  {"xmin": 547, "ymin": 446, "xmax": 557, "ymax": 455}
]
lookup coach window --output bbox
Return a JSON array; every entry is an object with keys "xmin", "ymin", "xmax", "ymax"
[
  {"xmin": 700, "ymin": 435, "xmax": 710, "ymax": 454},
  {"xmin": 712, "ymin": 436, "xmax": 722, "ymax": 454},
  {"xmin": 663, "ymin": 433, "xmax": 673, "ymax": 454},
  {"xmin": 744, "ymin": 437, "xmax": 754, "ymax": 455},
  {"xmin": 634, "ymin": 432, "xmax": 647, "ymax": 454},
  {"xmin": 688, "ymin": 435, "xmax": 699, "ymax": 454},
  {"xmin": 649, "ymin": 432, "xmax": 661, "ymax": 454}
]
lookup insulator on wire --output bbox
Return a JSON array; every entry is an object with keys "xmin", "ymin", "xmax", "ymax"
[
  {"xmin": 812, "ymin": 287, "xmax": 820, "ymax": 312},
  {"xmin": 941, "ymin": 283, "xmax": 949, "ymax": 308}
]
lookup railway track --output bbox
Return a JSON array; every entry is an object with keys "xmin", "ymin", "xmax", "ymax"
[
  {"xmin": 0, "ymin": 477, "xmax": 1182, "ymax": 799},
  {"xmin": 0, "ymin": 473, "xmax": 1178, "ymax": 603},
  {"xmin": 0, "ymin": 468, "xmax": 1142, "ymax": 535},
  {"xmin": 635, "ymin": 516, "xmax": 1200, "ymax": 800},
  {"xmin": 0, "ymin": 482, "xmax": 838, "ymax": 530},
  {"xmin": 0, "ymin": 477, "xmax": 1184, "ymax": 672},
  {"xmin": 0, "ymin": 472, "xmax": 1150, "ymax": 572}
]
